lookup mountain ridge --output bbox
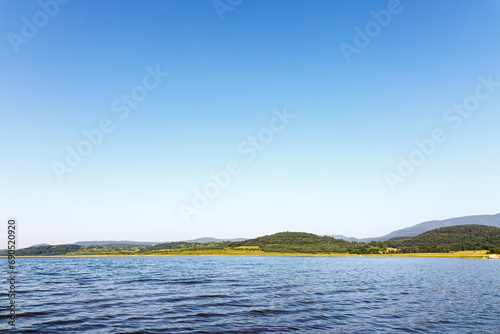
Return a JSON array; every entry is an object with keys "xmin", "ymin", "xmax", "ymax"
[
  {"xmin": 25, "ymin": 213, "xmax": 500, "ymax": 248},
  {"xmin": 10, "ymin": 225, "xmax": 500, "ymax": 257},
  {"xmin": 28, "ymin": 238, "xmax": 248, "ymax": 248},
  {"xmin": 328, "ymin": 213, "xmax": 500, "ymax": 242},
  {"xmin": 386, "ymin": 225, "xmax": 500, "ymax": 252}
]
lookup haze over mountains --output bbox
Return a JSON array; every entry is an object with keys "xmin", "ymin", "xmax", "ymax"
[
  {"xmin": 67, "ymin": 238, "xmax": 247, "ymax": 248},
  {"xmin": 26, "ymin": 213, "xmax": 500, "ymax": 248},
  {"xmin": 14, "ymin": 225, "xmax": 500, "ymax": 257},
  {"xmin": 329, "ymin": 213, "xmax": 500, "ymax": 242}
]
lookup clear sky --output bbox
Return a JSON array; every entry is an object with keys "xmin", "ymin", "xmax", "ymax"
[{"xmin": 1, "ymin": 0, "xmax": 500, "ymax": 247}]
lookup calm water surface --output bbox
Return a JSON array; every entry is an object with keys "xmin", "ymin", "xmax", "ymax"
[{"xmin": 2, "ymin": 256, "xmax": 499, "ymax": 333}]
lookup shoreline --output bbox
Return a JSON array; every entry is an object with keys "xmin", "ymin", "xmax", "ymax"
[{"xmin": 11, "ymin": 250, "xmax": 495, "ymax": 259}]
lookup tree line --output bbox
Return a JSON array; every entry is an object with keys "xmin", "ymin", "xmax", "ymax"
[{"xmin": 5, "ymin": 225, "xmax": 500, "ymax": 256}]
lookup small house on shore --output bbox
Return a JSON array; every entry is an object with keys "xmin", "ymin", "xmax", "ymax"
[{"xmin": 386, "ymin": 247, "xmax": 399, "ymax": 252}]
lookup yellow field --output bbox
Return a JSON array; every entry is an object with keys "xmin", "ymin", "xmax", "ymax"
[
  {"xmin": 233, "ymin": 246, "xmax": 260, "ymax": 250},
  {"xmin": 366, "ymin": 250, "xmax": 491, "ymax": 259},
  {"xmin": 18, "ymin": 248, "xmax": 498, "ymax": 259},
  {"xmin": 139, "ymin": 248, "xmax": 495, "ymax": 258}
]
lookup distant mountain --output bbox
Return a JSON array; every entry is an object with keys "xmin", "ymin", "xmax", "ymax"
[
  {"xmin": 380, "ymin": 213, "xmax": 500, "ymax": 240},
  {"xmin": 73, "ymin": 241, "xmax": 159, "ymax": 247},
  {"xmin": 184, "ymin": 237, "xmax": 248, "ymax": 243},
  {"xmin": 21, "ymin": 213, "xmax": 500, "ymax": 251},
  {"xmin": 72, "ymin": 238, "xmax": 247, "ymax": 247},
  {"xmin": 329, "ymin": 213, "xmax": 500, "ymax": 242},
  {"xmin": 27, "ymin": 243, "xmax": 51, "ymax": 248},
  {"xmin": 327, "ymin": 235, "xmax": 374, "ymax": 242},
  {"xmin": 6, "ymin": 224, "xmax": 500, "ymax": 257}
]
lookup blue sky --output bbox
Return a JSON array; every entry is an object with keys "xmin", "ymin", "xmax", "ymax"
[{"xmin": 1, "ymin": 0, "xmax": 500, "ymax": 247}]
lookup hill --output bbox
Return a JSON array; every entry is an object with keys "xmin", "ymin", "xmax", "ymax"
[
  {"xmin": 7, "ymin": 224, "xmax": 500, "ymax": 257},
  {"xmin": 329, "ymin": 213, "xmax": 500, "ymax": 242},
  {"xmin": 14, "ymin": 244, "xmax": 83, "ymax": 256},
  {"xmin": 387, "ymin": 225, "xmax": 500, "ymax": 253},
  {"xmin": 229, "ymin": 232, "xmax": 372, "ymax": 253},
  {"xmin": 380, "ymin": 213, "xmax": 500, "ymax": 240}
]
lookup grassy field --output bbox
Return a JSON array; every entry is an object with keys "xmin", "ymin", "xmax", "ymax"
[
  {"xmin": 24, "ymin": 248, "xmax": 497, "ymax": 258},
  {"xmin": 140, "ymin": 249, "xmax": 494, "ymax": 258},
  {"xmin": 370, "ymin": 250, "xmax": 491, "ymax": 259}
]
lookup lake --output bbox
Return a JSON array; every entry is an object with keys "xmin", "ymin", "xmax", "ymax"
[{"xmin": 2, "ymin": 256, "xmax": 499, "ymax": 333}]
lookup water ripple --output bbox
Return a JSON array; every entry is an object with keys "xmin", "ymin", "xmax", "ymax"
[{"xmin": 1, "ymin": 257, "xmax": 499, "ymax": 333}]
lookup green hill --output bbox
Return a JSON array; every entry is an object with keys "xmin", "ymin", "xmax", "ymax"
[
  {"xmin": 386, "ymin": 225, "xmax": 500, "ymax": 253},
  {"xmin": 229, "ymin": 232, "xmax": 377, "ymax": 254},
  {"xmin": 6, "ymin": 226, "xmax": 500, "ymax": 256},
  {"xmin": 12, "ymin": 241, "xmax": 230, "ymax": 256},
  {"xmin": 13, "ymin": 244, "xmax": 82, "ymax": 256}
]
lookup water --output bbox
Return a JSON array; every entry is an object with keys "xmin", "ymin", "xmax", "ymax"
[{"xmin": 2, "ymin": 256, "xmax": 499, "ymax": 333}]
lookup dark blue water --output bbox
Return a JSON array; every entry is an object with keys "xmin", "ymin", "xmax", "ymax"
[{"xmin": 2, "ymin": 256, "xmax": 499, "ymax": 333}]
